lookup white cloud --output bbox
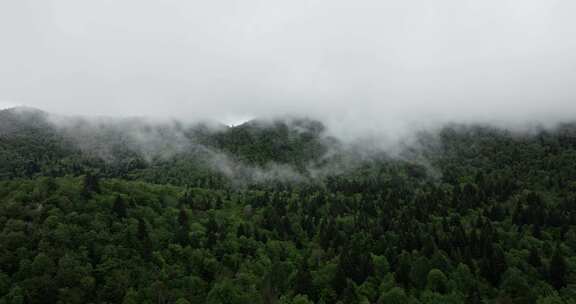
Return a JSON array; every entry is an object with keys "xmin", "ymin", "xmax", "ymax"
[
  {"xmin": 0, "ymin": 101, "xmax": 21, "ymax": 110},
  {"xmin": 0, "ymin": 0, "xmax": 575, "ymax": 140}
]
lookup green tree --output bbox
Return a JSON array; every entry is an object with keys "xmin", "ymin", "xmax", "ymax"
[
  {"xmin": 427, "ymin": 269, "xmax": 449, "ymax": 294},
  {"xmin": 549, "ymin": 246, "xmax": 567, "ymax": 290},
  {"xmin": 206, "ymin": 280, "xmax": 249, "ymax": 304},
  {"xmin": 81, "ymin": 172, "xmax": 100, "ymax": 198},
  {"xmin": 294, "ymin": 264, "xmax": 315, "ymax": 301},
  {"xmin": 378, "ymin": 287, "xmax": 409, "ymax": 304},
  {"xmin": 112, "ymin": 195, "xmax": 127, "ymax": 218}
]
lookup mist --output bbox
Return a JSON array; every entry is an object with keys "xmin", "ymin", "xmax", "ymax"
[{"xmin": 1, "ymin": 0, "xmax": 576, "ymax": 143}]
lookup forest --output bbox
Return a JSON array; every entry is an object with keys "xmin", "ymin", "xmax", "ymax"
[{"xmin": 0, "ymin": 107, "xmax": 575, "ymax": 303}]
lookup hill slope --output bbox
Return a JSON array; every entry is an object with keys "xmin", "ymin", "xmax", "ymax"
[{"xmin": 1, "ymin": 108, "xmax": 576, "ymax": 303}]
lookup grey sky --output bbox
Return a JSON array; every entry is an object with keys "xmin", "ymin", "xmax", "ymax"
[{"xmin": 1, "ymin": 0, "xmax": 575, "ymax": 136}]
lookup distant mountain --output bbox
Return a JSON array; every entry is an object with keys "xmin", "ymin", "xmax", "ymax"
[
  {"xmin": 0, "ymin": 107, "xmax": 336, "ymax": 184},
  {"xmin": 3, "ymin": 107, "xmax": 576, "ymax": 188},
  {"xmin": 0, "ymin": 107, "xmax": 54, "ymax": 136}
]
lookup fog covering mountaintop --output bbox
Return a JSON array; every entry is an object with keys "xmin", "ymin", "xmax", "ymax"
[
  {"xmin": 2, "ymin": 0, "xmax": 576, "ymax": 139},
  {"xmin": 0, "ymin": 107, "xmax": 350, "ymax": 185},
  {"xmin": 2, "ymin": 106, "xmax": 576, "ymax": 188}
]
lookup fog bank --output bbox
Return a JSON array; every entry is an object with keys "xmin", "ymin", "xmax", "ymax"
[{"xmin": 1, "ymin": 0, "xmax": 575, "ymax": 143}]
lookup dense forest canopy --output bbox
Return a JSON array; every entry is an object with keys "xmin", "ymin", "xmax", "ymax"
[{"xmin": 1, "ymin": 107, "xmax": 576, "ymax": 303}]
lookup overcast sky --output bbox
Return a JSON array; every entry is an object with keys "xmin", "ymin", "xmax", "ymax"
[{"xmin": 1, "ymin": 0, "xmax": 575, "ymax": 135}]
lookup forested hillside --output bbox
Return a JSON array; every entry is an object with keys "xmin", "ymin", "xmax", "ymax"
[{"xmin": 1, "ymin": 108, "xmax": 576, "ymax": 303}]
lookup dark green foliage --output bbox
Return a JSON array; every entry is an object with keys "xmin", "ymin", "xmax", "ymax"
[
  {"xmin": 1, "ymin": 109, "xmax": 576, "ymax": 303},
  {"xmin": 426, "ymin": 269, "xmax": 448, "ymax": 294},
  {"xmin": 137, "ymin": 218, "xmax": 152, "ymax": 260},
  {"xmin": 528, "ymin": 247, "xmax": 542, "ymax": 268},
  {"xmin": 294, "ymin": 261, "xmax": 315, "ymax": 301},
  {"xmin": 81, "ymin": 172, "xmax": 101, "ymax": 199},
  {"xmin": 208, "ymin": 118, "xmax": 330, "ymax": 169},
  {"xmin": 112, "ymin": 195, "xmax": 127, "ymax": 218},
  {"xmin": 549, "ymin": 245, "xmax": 568, "ymax": 290}
]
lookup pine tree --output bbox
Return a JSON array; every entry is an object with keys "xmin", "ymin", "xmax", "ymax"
[
  {"xmin": 206, "ymin": 214, "xmax": 218, "ymax": 248},
  {"xmin": 82, "ymin": 172, "xmax": 101, "ymax": 199},
  {"xmin": 178, "ymin": 208, "xmax": 189, "ymax": 227},
  {"xmin": 395, "ymin": 251, "xmax": 412, "ymax": 288},
  {"xmin": 112, "ymin": 195, "xmax": 127, "ymax": 218},
  {"xmin": 332, "ymin": 258, "xmax": 347, "ymax": 295},
  {"xmin": 527, "ymin": 247, "xmax": 541, "ymax": 268},
  {"xmin": 137, "ymin": 218, "xmax": 152, "ymax": 259},
  {"xmin": 294, "ymin": 263, "xmax": 315, "ymax": 301},
  {"xmin": 482, "ymin": 245, "xmax": 507, "ymax": 286},
  {"xmin": 427, "ymin": 268, "xmax": 449, "ymax": 294},
  {"xmin": 341, "ymin": 279, "xmax": 359, "ymax": 304},
  {"xmin": 177, "ymin": 209, "xmax": 190, "ymax": 246},
  {"xmin": 549, "ymin": 245, "xmax": 567, "ymax": 290}
]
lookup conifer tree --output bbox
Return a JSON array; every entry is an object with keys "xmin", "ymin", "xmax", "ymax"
[
  {"xmin": 82, "ymin": 172, "xmax": 100, "ymax": 198},
  {"xmin": 112, "ymin": 195, "xmax": 127, "ymax": 218},
  {"xmin": 549, "ymin": 246, "xmax": 567, "ymax": 290}
]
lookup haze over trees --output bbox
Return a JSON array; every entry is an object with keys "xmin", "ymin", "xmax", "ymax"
[{"xmin": 1, "ymin": 107, "xmax": 576, "ymax": 303}]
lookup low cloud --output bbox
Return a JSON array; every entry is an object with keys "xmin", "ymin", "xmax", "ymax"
[{"xmin": 1, "ymin": 0, "xmax": 575, "ymax": 146}]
